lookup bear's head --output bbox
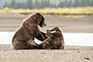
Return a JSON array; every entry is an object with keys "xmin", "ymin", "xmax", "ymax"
[
  {"xmin": 46, "ymin": 29, "xmax": 61, "ymax": 39},
  {"xmin": 44, "ymin": 28, "xmax": 63, "ymax": 49},
  {"xmin": 30, "ymin": 12, "xmax": 46, "ymax": 27}
]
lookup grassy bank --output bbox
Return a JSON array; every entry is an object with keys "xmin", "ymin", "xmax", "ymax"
[{"xmin": 0, "ymin": 7, "xmax": 93, "ymax": 14}]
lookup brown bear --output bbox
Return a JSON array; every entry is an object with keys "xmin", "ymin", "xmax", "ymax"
[
  {"xmin": 30, "ymin": 27, "xmax": 64, "ymax": 49},
  {"xmin": 39, "ymin": 27, "xmax": 64, "ymax": 49},
  {"xmin": 12, "ymin": 12, "xmax": 47, "ymax": 49}
]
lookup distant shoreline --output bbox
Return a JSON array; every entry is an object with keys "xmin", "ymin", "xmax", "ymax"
[
  {"xmin": 0, "ymin": 7, "xmax": 93, "ymax": 15},
  {"xmin": 0, "ymin": 32, "xmax": 93, "ymax": 46}
]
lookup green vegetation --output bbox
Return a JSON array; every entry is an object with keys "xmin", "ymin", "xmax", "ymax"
[
  {"xmin": 0, "ymin": 8, "xmax": 12, "ymax": 13},
  {"xmin": 3, "ymin": 0, "xmax": 93, "ymax": 9},
  {"xmin": 0, "ymin": 7, "xmax": 93, "ymax": 14}
]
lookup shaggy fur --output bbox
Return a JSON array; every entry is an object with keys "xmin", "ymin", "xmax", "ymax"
[
  {"xmin": 38, "ymin": 27, "xmax": 64, "ymax": 49},
  {"xmin": 12, "ymin": 12, "xmax": 47, "ymax": 49},
  {"xmin": 29, "ymin": 27, "xmax": 64, "ymax": 49}
]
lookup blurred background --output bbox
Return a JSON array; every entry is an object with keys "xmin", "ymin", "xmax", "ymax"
[
  {"xmin": 0, "ymin": 0, "xmax": 93, "ymax": 46},
  {"xmin": 0, "ymin": 0, "xmax": 93, "ymax": 32},
  {"xmin": 0, "ymin": 0, "xmax": 93, "ymax": 9}
]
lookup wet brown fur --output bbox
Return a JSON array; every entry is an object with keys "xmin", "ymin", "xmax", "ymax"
[
  {"xmin": 12, "ymin": 12, "xmax": 47, "ymax": 50},
  {"xmin": 39, "ymin": 27, "xmax": 64, "ymax": 49}
]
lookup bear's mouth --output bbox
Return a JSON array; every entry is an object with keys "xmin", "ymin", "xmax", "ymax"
[
  {"xmin": 39, "ymin": 21, "xmax": 46, "ymax": 27},
  {"xmin": 41, "ymin": 23, "xmax": 46, "ymax": 27},
  {"xmin": 43, "ymin": 23, "xmax": 47, "ymax": 26}
]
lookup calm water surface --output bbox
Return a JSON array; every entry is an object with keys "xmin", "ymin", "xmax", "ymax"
[{"xmin": 0, "ymin": 32, "xmax": 93, "ymax": 46}]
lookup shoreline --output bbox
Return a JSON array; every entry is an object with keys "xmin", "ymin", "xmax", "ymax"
[{"xmin": 0, "ymin": 32, "xmax": 93, "ymax": 46}]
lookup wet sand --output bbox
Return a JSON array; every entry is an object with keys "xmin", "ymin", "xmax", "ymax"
[
  {"xmin": 0, "ymin": 44, "xmax": 93, "ymax": 62},
  {"xmin": 0, "ymin": 14, "xmax": 93, "ymax": 32},
  {"xmin": 0, "ymin": 14, "xmax": 93, "ymax": 62}
]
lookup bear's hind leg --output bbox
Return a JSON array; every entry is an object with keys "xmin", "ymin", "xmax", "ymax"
[{"xmin": 13, "ymin": 41, "xmax": 30, "ymax": 50}]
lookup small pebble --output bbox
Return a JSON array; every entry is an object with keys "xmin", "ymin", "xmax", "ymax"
[
  {"xmin": 78, "ymin": 51, "xmax": 80, "ymax": 53},
  {"xmin": 84, "ymin": 57, "xmax": 90, "ymax": 60}
]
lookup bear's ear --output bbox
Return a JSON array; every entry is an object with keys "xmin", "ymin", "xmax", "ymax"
[
  {"xmin": 46, "ymin": 29, "xmax": 53, "ymax": 37},
  {"xmin": 36, "ymin": 12, "xmax": 40, "ymax": 15}
]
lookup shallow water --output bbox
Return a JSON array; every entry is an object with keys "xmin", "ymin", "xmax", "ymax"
[{"xmin": 0, "ymin": 32, "xmax": 93, "ymax": 46}]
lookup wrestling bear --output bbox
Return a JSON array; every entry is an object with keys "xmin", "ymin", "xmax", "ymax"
[
  {"xmin": 38, "ymin": 27, "xmax": 64, "ymax": 49},
  {"xmin": 30, "ymin": 27, "xmax": 64, "ymax": 49},
  {"xmin": 12, "ymin": 12, "xmax": 47, "ymax": 49}
]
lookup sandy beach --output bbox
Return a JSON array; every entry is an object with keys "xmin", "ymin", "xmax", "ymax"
[
  {"xmin": 0, "ymin": 44, "xmax": 93, "ymax": 62},
  {"xmin": 0, "ymin": 14, "xmax": 93, "ymax": 62}
]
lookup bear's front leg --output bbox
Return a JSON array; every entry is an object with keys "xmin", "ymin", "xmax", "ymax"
[
  {"xmin": 35, "ymin": 31, "xmax": 48, "ymax": 41},
  {"xmin": 50, "ymin": 27, "xmax": 61, "ymax": 32},
  {"xmin": 28, "ymin": 39, "xmax": 39, "ymax": 49}
]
